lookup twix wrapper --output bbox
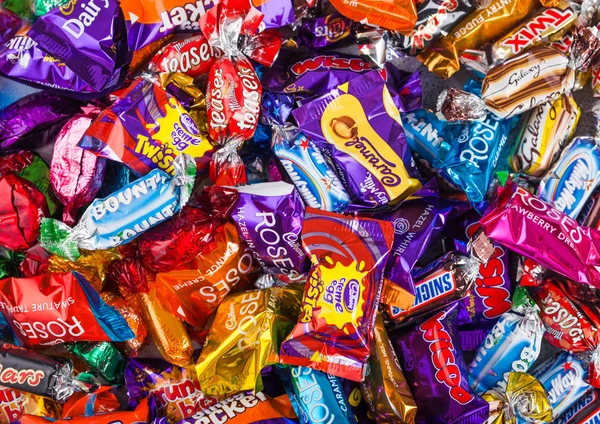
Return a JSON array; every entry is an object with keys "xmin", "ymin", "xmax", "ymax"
[
  {"xmin": 491, "ymin": 5, "xmax": 578, "ymax": 65},
  {"xmin": 418, "ymin": 0, "xmax": 560, "ymax": 78}
]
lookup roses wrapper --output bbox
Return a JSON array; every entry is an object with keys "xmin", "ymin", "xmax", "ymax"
[
  {"xmin": 479, "ymin": 181, "xmax": 600, "ymax": 289},
  {"xmin": 0, "ymin": 271, "xmax": 134, "ymax": 348},
  {"xmin": 279, "ymin": 208, "xmax": 394, "ymax": 381}
]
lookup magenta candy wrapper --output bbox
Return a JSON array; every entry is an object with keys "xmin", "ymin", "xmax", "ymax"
[{"xmin": 480, "ymin": 182, "xmax": 600, "ymax": 288}]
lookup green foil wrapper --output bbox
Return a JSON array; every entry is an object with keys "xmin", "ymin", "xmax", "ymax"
[
  {"xmin": 17, "ymin": 154, "xmax": 58, "ymax": 216},
  {"xmin": 68, "ymin": 342, "xmax": 126, "ymax": 385},
  {"xmin": 33, "ymin": 0, "xmax": 68, "ymax": 16}
]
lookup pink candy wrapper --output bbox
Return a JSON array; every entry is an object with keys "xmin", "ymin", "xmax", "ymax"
[{"xmin": 480, "ymin": 182, "xmax": 600, "ymax": 288}]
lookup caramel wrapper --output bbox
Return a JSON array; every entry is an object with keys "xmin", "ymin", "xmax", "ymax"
[
  {"xmin": 48, "ymin": 249, "xmax": 120, "ymax": 292},
  {"xmin": 418, "ymin": 0, "xmax": 558, "ymax": 78},
  {"xmin": 195, "ymin": 285, "xmax": 303, "ymax": 398},
  {"xmin": 361, "ymin": 315, "xmax": 417, "ymax": 424}
]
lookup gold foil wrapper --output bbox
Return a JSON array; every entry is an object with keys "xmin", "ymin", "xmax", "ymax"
[
  {"xmin": 23, "ymin": 394, "xmax": 62, "ymax": 420},
  {"xmin": 101, "ymin": 292, "xmax": 149, "ymax": 357},
  {"xmin": 195, "ymin": 285, "xmax": 303, "ymax": 398},
  {"xmin": 482, "ymin": 372, "xmax": 552, "ymax": 424},
  {"xmin": 48, "ymin": 249, "xmax": 120, "ymax": 292},
  {"xmin": 361, "ymin": 315, "xmax": 417, "ymax": 424},
  {"xmin": 418, "ymin": 0, "xmax": 551, "ymax": 78},
  {"xmin": 159, "ymin": 72, "xmax": 209, "ymax": 139},
  {"xmin": 138, "ymin": 281, "xmax": 193, "ymax": 367},
  {"xmin": 129, "ymin": 34, "xmax": 176, "ymax": 75}
]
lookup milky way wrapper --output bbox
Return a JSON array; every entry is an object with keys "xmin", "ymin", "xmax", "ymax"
[
  {"xmin": 156, "ymin": 222, "xmax": 258, "ymax": 328},
  {"xmin": 391, "ymin": 302, "xmax": 489, "ymax": 423},
  {"xmin": 509, "ymin": 94, "xmax": 580, "ymax": 177},
  {"xmin": 79, "ymin": 78, "xmax": 213, "ymax": 177},
  {"xmin": 418, "ymin": 0, "xmax": 552, "ymax": 79},
  {"xmin": 481, "ymin": 45, "xmax": 576, "ymax": 119},
  {"xmin": 280, "ymin": 208, "xmax": 394, "ymax": 382},
  {"xmin": 479, "ymin": 181, "xmax": 600, "ymax": 288},
  {"xmin": 361, "ymin": 315, "xmax": 417, "ymax": 424},
  {"xmin": 491, "ymin": 6, "xmax": 578, "ymax": 65},
  {"xmin": 195, "ymin": 284, "xmax": 303, "ymax": 398},
  {"xmin": 293, "ymin": 71, "xmax": 421, "ymax": 210}
]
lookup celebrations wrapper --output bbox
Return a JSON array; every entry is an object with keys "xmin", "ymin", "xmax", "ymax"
[
  {"xmin": 39, "ymin": 154, "xmax": 196, "ymax": 261},
  {"xmin": 280, "ymin": 208, "xmax": 394, "ymax": 381},
  {"xmin": 0, "ymin": 272, "xmax": 133, "ymax": 348},
  {"xmin": 293, "ymin": 71, "xmax": 421, "ymax": 209},
  {"xmin": 195, "ymin": 284, "xmax": 303, "ymax": 397},
  {"xmin": 156, "ymin": 222, "xmax": 258, "ymax": 328},
  {"xmin": 392, "ymin": 302, "xmax": 489, "ymax": 423},
  {"xmin": 125, "ymin": 358, "xmax": 215, "ymax": 422},
  {"xmin": 480, "ymin": 181, "xmax": 600, "ymax": 288},
  {"xmin": 79, "ymin": 78, "xmax": 213, "ymax": 177}
]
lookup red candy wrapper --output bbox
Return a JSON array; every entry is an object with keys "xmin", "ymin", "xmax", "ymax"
[
  {"xmin": 200, "ymin": 0, "xmax": 281, "ymax": 185},
  {"xmin": 280, "ymin": 208, "xmax": 394, "ymax": 381},
  {"xmin": 480, "ymin": 181, "xmax": 600, "ymax": 289},
  {"xmin": 50, "ymin": 106, "xmax": 106, "ymax": 226},
  {"xmin": 150, "ymin": 34, "xmax": 222, "ymax": 78},
  {"xmin": 0, "ymin": 173, "xmax": 48, "ymax": 251},
  {"xmin": 0, "ymin": 272, "xmax": 134, "ymax": 347}
]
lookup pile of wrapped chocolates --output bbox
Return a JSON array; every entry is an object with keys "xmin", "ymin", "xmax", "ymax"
[{"xmin": 4, "ymin": 0, "xmax": 600, "ymax": 422}]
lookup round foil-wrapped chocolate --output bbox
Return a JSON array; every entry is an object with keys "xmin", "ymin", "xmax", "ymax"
[
  {"xmin": 0, "ymin": 92, "xmax": 81, "ymax": 150},
  {"xmin": 0, "ymin": 173, "xmax": 48, "ymax": 251},
  {"xmin": 50, "ymin": 108, "xmax": 106, "ymax": 225}
]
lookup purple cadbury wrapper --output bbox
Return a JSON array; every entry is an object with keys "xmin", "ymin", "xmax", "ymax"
[
  {"xmin": 392, "ymin": 301, "xmax": 489, "ymax": 424},
  {"xmin": 298, "ymin": 13, "xmax": 355, "ymax": 50},
  {"xmin": 293, "ymin": 71, "xmax": 422, "ymax": 210},
  {"xmin": 28, "ymin": 0, "xmax": 127, "ymax": 92},
  {"xmin": 373, "ymin": 180, "xmax": 470, "ymax": 297},
  {"xmin": 232, "ymin": 182, "xmax": 309, "ymax": 283}
]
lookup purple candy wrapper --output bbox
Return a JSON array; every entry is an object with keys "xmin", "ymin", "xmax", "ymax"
[
  {"xmin": 0, "ymin": 8, "xmax": 20, "ymax": 44},
  {"xmin": 28, "ymin": 0, "xmax": 129, "ymax": 92},
  {"xmin": 373, "ymin": 180, "xmax": 470, "ymax": 298},
  {"xmin": 50, "ymin": 107, "xmax": 107, "ymax": 226},
  {"xmin": 293, "ymin": 71, "xmax": 421, "ymax": 210},
  {"xmin": 392, "ymin": 302, "xmax": 489, "ymax": 424},
  {"xmin": 232, "ymin": 182, "xmax": 309, "ymax": 283},
  {"xmin": 125, "ymin": 358, "xmax": 216, "ymax": 422},
  {"xmin": 262, "ymin": 50, "xmax": 375, "ymax": 97},
  {"xmin": 255, "ymin": 0, "xmax": 296, "ymax": 30},
  {"xmin": 299, "ymin": 13, "xmax": 355, "ymax": 50},
  {"xmin": 0, "ymin": 30, "xmax": 122, "ymax": 99},
  {"xmin": 0, "ymin": 91, "xmax": 82, "ymax": 150},
  {"xmin": 447, "ymin": 211, "xmax": 513, "ymax": 351}
]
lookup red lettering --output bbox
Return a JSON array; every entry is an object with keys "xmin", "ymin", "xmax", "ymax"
[
  {"xmin": 504, "ymin": 9, "xmax": 574, "ymax": 53},
  {"xmin": 474, "ymin": 247, "xmax": 511, "ymax": 319},
  {"xmin": 450, "ymin": 386, "xmax": 474, "ymax": 404}
]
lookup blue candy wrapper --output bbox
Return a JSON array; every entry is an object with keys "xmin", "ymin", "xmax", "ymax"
[
  {"xmin": 534, "ymin": 351, "xmax": 591, "ymax": 419},
  {"xmin": 278, "ymin": 365, "xmax": 357, "ymax": 424},
  {"xmin": 38, "ymin": 154, "xmax": 196, "ymax": 260},
  {"xmin": 468, "ymin": 287, "xmax": 543, "ymax": 394},
  {"xmin": 539, "ymin": 137, "xmax": 600, "ymax": 219}
]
